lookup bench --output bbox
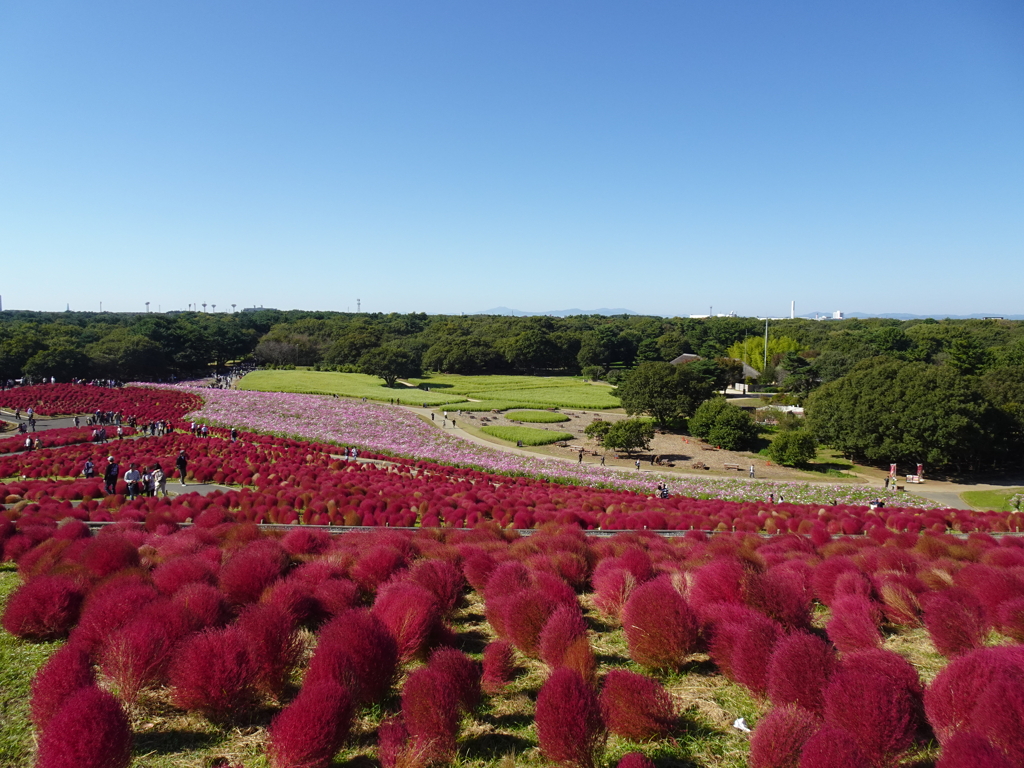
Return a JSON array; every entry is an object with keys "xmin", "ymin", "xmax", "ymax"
[
  {"xmin": 724, "ymin": 463, "xmax": 743, "ymax": 471},
  {"xmin": 692, "ymin": 462, "xmax": 708, "ymax": 470},
  {"xmin": 701, "ymin": 446, "xmax": 719, "ymax": 451}
]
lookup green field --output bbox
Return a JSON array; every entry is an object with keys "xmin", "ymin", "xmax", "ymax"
[
  {"xmin": 237, "ymin": 370, "xmax": 467, "ymax": 405},
  {"xmin": 961, "ymin": 487, "xmax": 1024, "ymax": 512},
  {"xmin": 407, "ymin": 374, "xmax": 620, "ymax": 410},
  {"xmin": 480, "ymin": 426, "xmax": 575, "ymax": 445},
  {"xmin": 504, "ymin": 410, "xmax": 571, "ymax": 423}
]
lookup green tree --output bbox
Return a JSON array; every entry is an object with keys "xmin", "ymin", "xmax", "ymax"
[
  {"xmin": 806, "ymin": 357, "xmax": 1003, "ymax": 471},
  {"xmin": 22, "ymin": 346, "xmax": 91, "ymax": 382},
  {"xmin": 767, "ymin": 429, "xmax": 817, "ymax": 466},
  {"xmin": 615, "ymin": 361, "xmax": 716, "ymax": 425},
  {"xmin": 584, "ymin": 419, "xmax": 612, "ymax": 443},
  {"xmin": 602, "ymin": 419, "xmax": 654, "ymax": 454},
  {"xmin": 358, "ymin": 344, "xmax": 421, "ymax": 387},
  {"xmin": 726, "ymin": 335, "xmax": 801, "ymax": 373},
  {"xmin": 706, "ymin": 406, "xmax": 759, "ymax": 451},
  {"xmin": 689, "ymin": 397, "xmax": 729, "ymax": 439}
]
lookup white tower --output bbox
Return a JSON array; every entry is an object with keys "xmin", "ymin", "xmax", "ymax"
[{"xmin": 791, "ymin": 301, "xmax": 795, "ymax": 319}]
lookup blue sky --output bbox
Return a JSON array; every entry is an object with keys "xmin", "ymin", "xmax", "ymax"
[{"xmin": 1, "ymin": 1, "xmax": 1022, "ymax": 317}]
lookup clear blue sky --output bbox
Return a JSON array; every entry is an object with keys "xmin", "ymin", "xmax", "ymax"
[{"xmin": 2, "ymin": 1, "xmax": 1022, "ymax": 317}]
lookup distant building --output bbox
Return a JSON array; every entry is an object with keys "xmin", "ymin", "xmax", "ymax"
[{"xmin": 241, "ymin": 306, "xmax": 278, "ymax": 312}]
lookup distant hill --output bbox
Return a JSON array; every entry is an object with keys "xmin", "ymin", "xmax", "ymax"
[{"xmin": 475, "ymin": 307, "xmax": 639, "ymax": 317}]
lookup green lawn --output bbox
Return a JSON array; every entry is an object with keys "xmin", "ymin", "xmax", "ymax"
[
  {"xmin": 504, "ymin": 410, "xmax": 571, "ymax": 423},
  {"xmin": 237, "ymin": 370, "xmax": 467, "ymax": 405},
  {"xmin": 480, "ymin": 426, "xmax": 575, "ymax": 446},
  {"xmin": 961, "ymin": 487, "xmax": 1024, "ymax": 512},
  {"xmin": 407, "ymin": 374, "xmax": 620, "ymax": 410}
]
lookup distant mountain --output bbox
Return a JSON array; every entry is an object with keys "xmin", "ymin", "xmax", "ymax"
[{"xmin": 475, "ymin": 307, "xmax": 640, "ymax": 317}]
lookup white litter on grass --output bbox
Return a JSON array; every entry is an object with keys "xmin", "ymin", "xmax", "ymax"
[{"xmin": 733, "ymin": 717, "xmax": 751, "ymax": 733}]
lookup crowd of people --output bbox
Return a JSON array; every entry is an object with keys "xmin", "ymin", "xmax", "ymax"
[{"xmin": 90, "ymin": 449, "xmax": 190, "ymax": 499}]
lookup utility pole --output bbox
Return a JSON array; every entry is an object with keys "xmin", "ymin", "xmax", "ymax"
[
  {"xmin": 357, "ymin": 299, "xmax": 361, "ymax": 313},
  {"xmin": 763, "ymin": 318, "xmax": 769, "ymax": 371}
]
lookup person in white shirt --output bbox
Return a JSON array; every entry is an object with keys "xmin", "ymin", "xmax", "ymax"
[{"xmin": 124, "ymin": 463, "xmax": 143, "ymax": 500}]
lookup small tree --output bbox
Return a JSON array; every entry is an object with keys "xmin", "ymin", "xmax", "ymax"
[
  {"xmin": 581, "ymin": 365, "xmax": 605, "ymax": 382},
  {"xmin": 584, "ymin": 420, "xmax": 612, "ymax": 444},
  {"xmin": 602, "ymin": 419, "xmax": 654, "ymax": 455},
  {"xmin": 707, "ymin": 408, "xmax": 758, "ymax": 451},
  {"xmin": 767, "ymin": 429, "xmax": 817, "ymax": 466},
  {"xmin": 689, "ymin": 397, "xmax": 729, "ymax": 439},
  {"xmin": 358, "ymin": 345, "xmax": 421, "ymax": 388}
]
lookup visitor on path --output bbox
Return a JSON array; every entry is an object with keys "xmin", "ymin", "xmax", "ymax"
[
  {"xmin": 74, "ymin": 416, "xmax": 80, "ymax": 427},
  {"xmin": 124, "ymin": 463, "xmax": 142, "ymax": 500},
  {"xmin": 117, "ymin": 425, "xmax": 124, "ymax": 440},
  {"xmin": 230, "ymin": 428, "xmax": 238, "ymax": 442},
  {"xmin": 24, "ymin": 436, "xmax": 32, "ymax": 451},
  {"xmin": 749, "ymin": 465, "xmax": 755, "ymax": 478},
  {"xmin": 83, "ymin": 458, "xmax": 95, "ymax": 479},
  {"xmin": 104, "ymin": 457, "xmax": 120, "ymax": 495},
  {"xmin": 600, "ymin": 455, "xmax": 605, "ymax": 465},
  {"xmin": 578, "ymin": 451, "xmax": 583, "ymax": 464},
  {"xmin": 176, "ymin": 450, "xmax": 188, "ymax": 486},
  {"xmin": 153, "ymin": 464, "xmax": 168, "ymax": 497},
  {"xmin": 142, "ymin": 467, "xmax": 154, "ymax": 497},
  {"xmin": 635, "ymin": 459, "xmax": 641, "ymax": 471}
]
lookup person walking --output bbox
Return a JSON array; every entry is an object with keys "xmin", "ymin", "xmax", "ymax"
[
  {"xmin": 635, "ymin": 458, "xmax": 641, "ymax": 471},
  {"xmin": 153, "ymin": 464, "xmax": 168, "ymax": 497},
  {"xmin": 176, "ymin": 450, "xmax": 188, "ymax": 486},
  {"xmin": 124, "ymin": 463, "xmax": 142, "ymax": 500},
  {"xmin": 749, "ymin": 465, "xmax": 755, "ymax": 478},
  {"xmin": 83, "ymin": 458, "xmax": 95, "ymax": 479},
  {"xmin": 104, "ymin": 456, "xmax": 120, "ymax": 495}
]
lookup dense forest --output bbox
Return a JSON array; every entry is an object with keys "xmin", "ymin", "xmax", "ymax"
[{"xmin": 2, "ymin": 310, "xmax": 1022, "ymax": 472}]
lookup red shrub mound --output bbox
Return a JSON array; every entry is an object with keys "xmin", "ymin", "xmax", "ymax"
[
  {"xmin": 35, "ymin": 685, "xmax": 132, "ymax": 768},
  {"xmin": 969, "ymin": 665, "xmax": 1024, "ymax": 766},
  {"xmin": 822, "ymin": 652, "xmax": 922, "ymax": 766},
  {"xmin": 1, "ymin": 574, "xmax": 84, "ymax": 640},
  {"xmin": 267, "ymin": 679, "xmax": 354, "ymax": 768},
  {"xmin": 172, "ymin": 582, "xmax": 230, "ymax": 630},
  {"xmin": 235, "ymin": 602, "xmax": 300, "ymax": 700},
  {"xmin": 621, "ymin": 575, "xmax": 699, "ymax": 670},
  {"xmin": 169, "ymin": 626, "xmax": 260, "ymax": 721},
  {"xmin": 305, "ymin": 609, "xmax": 399, "ymax": 706},
  {"xmin": 749, "ymin": 705, "xmax": 820, "ymax": 768},
  {"xmin": 536, "ymin": 668, "xmax": 605, "ymax": 768},
  {"xmin": 72, "ymin": 577, "xmax": 160, "ymax": 651},
  {"xmin": 599, "ymin": 669, "xmax": 676, "ymax": 740},
  {"xmin": 591, "ymin": 566, "xmax": 636, "ymax": 620},
  {"xmin": 377, "ymin": 716, "xmax": 412, "ymax": 768},
  {"xmin": 77, "ymin": 534, "xmax": 141, "ymax": 581},
  {"xmin": 152, "ymin": 554, "xmax": 218, "ymax": 595},
  {"xmin": 313, "ymin": 578, "xmax": 362, "ymax": 619},
  {"xmin": 539, "ymin": 603, "xmax": 589, "ymax": 669},
  {"xmin": 406, "ymin": 558, "xmax": 466, "ymax": 617},
  {"xmin": 400, "ymin": 666, "xmax": 462, "ymax": 765},
  {"xmin": 616, "ymin": 754, "xmax": 655, "ymax": 768},
  {"xmin": 429, "ymin": 647, "xmax": 482, "ymax": 713},
  {"xmin": 921, "ymin": 587, "xmax": 988, "ymax": 658},
  {"xmin": 825, "ymin": 595, "xmax": 883, "ymax": 653},
  {"xmin": 482, "ymin": 639, "xmax": 517, "ymax": 695},
  {"xmin": 372, "ymin": 580, "xmax": 443, "ymax": 662},
  {"xmin": 797, "ymin": 726, "xmax": 867, "ymax": 768},
  {"xmin": 766, "ymin": 632, "xmax": 837, "ymax": 715},
  {"xmin": 30, "ymin": 643, "xmax": 95, "ymax": 730},
  {"xmin": 99, "ymin": 599, "xmax": 191, "ymax": 704},
  {"xmin": 502, "ymin": 587, "xmax": 561, "ymax": 658},
  {"xmin": 351, "ymin": 545, "xmax": 409, "ymax": 593},
  {"xmin": 708, "ymin": 609, "xmax": 784, "ymax": 696},
  {"xmin": 745, "ymin": 567, "xmax": 812, "ymax": 630},
  {"xmin": 218, "ymin": 541, "xmax": 289, "ymax": 605},
  {"xmin": 935, "ymin": 732, "xmax": 1014, "ymax": 768}
]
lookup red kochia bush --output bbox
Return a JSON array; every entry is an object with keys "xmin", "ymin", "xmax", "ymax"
[
  {"xmin": 921, "ymin": 587, "xmax": 988, "ymax": 658},
  {"xmin": 935, "ymin": 732, "xmax": 1014, "ymax": 768},
  {"xmin": 748, "ymin": 704, "xmax": 819, "ymax": 768},
  {"xmin": 621, "ymin": 575, "xmax": 699, "ymax": 670},
  {"xmin": 305, "ymin": 609, "xmax": 399, "ymax": 706},
  {"xmin": 30, "ymin": 643, "xmax": 95, "ymax": 730},
  {"xmin": 72, "ymin": 577, "xmax": 160, "ymax": 652},
  {"xmin": 616, "ymin": 754, "xmax": 655, "ymax": 768},
  {"xmin": 797, "ymin": 725, "xmax": 867, "ymax": 768},
  {"xmin": 35, "ymin": 685, "xmax": 131, "ymax": 768},
  {"xmin": 822, "ymin": 651, "xmax": 922, "ymax": 766},
  {"xmin": 997, "ymin": 597, "xmax": 1024, "ymax": 642},
  {"xmin": 708, "ymin": 609, "xmax": 784, "ymax": 696},
  {"xmin": 99, "ymin": 599, "xmax": 190, "ymax": 704},
  {"xmin": 825, "ymin": 595, "xmax": 883, "ymax": 653},
  {"xmin": 429, "ymin": 647, "xmax": 482, "ymax": 713},
  {"xmin": 218, "ymin": 541, "xmax": 289, "ymax": 605},
  {"xmin": 481, "ymin": 640, "xmax": 517, "ymax": 695},
  {"xmin": 77, "ymin": 533, "xmax": 141, "ymax": 581},
  {"xmin": 235, "ymin": 602, "xmax": 300, "ymax": 700},
  {"xmin": 969, "ymin": 665, "xmax": 1024, "ymax": 767},
  {"xmin": 372, "ymin": 581, "xmax": 443, "ymax": 662},
  {"xmin": 502, "ymin": 587, "xmax": 561, "ymax": 658},
  {"xmin": 267, "ymin": 679, "xmax": 354, "ymax": 768},
  {"xmin": 599, "ymin": 669, "xmax": 676, "ymax": 740},
  {"xmin": 172, "ymin": 582, "xmax": 230, "ymax": 631},
  {"xmin": 1, "ymin": 574, "xmax": 84, "ymax": 640},
  {"xmin": 169, "ymin": 626, "xmax": 259, "ymax": 721},
  {"xmin": 539, "ymin": 603, "xmax": 589, "ymax": 668},
  {"xmin": 152, "ymin": 554, "xmax": 218, "ymax": 595},
  {"xmin": 406, "ymin": 558, "xmax": 466, "ymax": 617},
  {"xmin": 766, "ymin": 632, "xmax": 837, "ymax": 715},
  {"xmin": 536, "ymin": 668, "xmax": 605, "ymax": 768},
  {"xmin": 401, "ymin": 667, "xmax": 462, "ymax": 765}
]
